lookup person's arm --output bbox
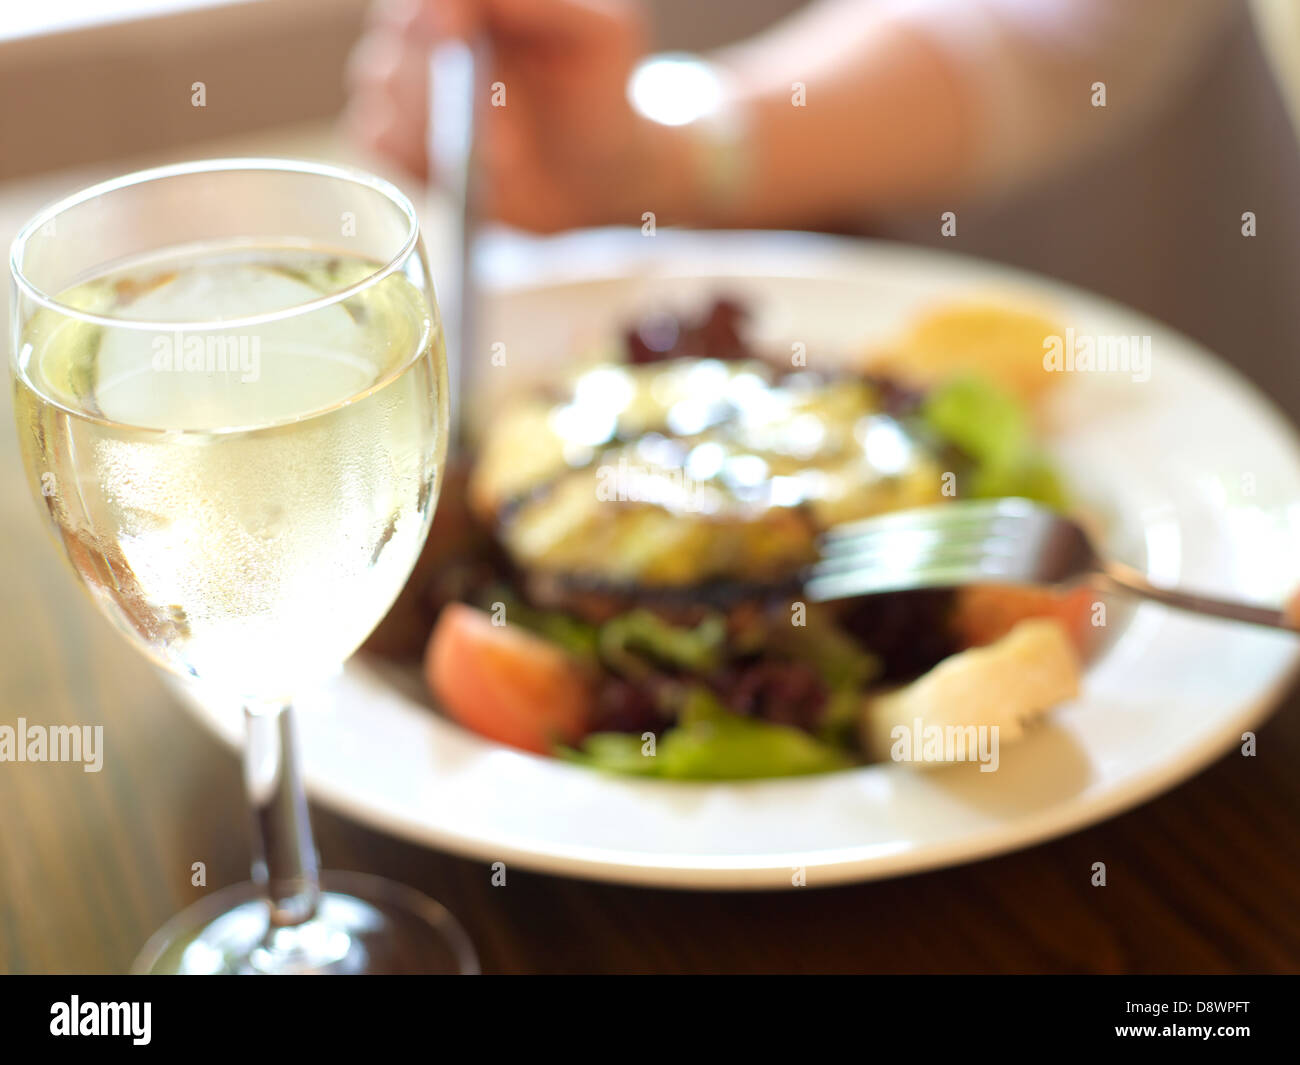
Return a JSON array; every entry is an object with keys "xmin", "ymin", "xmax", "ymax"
[
  {"xmin": 680, "ymin": 0, "xmax": 1240, "ymax": 227},
  {"xmin": 347, "ymin": 0, "xmax": 1240, "ymax": 232},
  {"xmin": 666, "ymin": 3, "xmax": 974, "ymax": 226}
]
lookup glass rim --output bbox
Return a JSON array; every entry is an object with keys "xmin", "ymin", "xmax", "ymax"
[{"xmin": 8, "ymin": 157, "xmax": 422, "ymax": 333}]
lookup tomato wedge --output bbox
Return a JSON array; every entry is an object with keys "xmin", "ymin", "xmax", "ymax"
[
  {"xmin": 425, "ymin": 603, "xmax": 592, "ymax": 754},
  {"xmin": 950, "ymin": 584, "xmax": 1097, "ymax": 657}
]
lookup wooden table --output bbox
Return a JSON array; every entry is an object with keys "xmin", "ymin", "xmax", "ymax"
[{"xmin": 2, "ymin": 128, "xmax": 1298, "ymax": 976}]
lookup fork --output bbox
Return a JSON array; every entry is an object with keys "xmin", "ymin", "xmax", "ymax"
[
  {"xmin": 429, "ymin": 34, "xmax": 488, "ymax": 451},
  {"xmin": 805, "ymin": 497, "xmax": 1300, "ymax": 632}
]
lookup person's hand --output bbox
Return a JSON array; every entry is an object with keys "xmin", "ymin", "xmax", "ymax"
[{"xmin": 347, "ymin": 0, "xmax": 683, "ymax": 232}]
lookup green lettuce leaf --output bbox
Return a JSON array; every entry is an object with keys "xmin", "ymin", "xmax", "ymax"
[
  {"xmin": 563, "ymin": 687, "xmax": 851, "ymax": 780},
  {"xmin": 597, "ymin": 609, "xmax": 726, "ymax": 677},
  {"xmin": 921, "ymin": 374, "xmax": 1066, "ymax": 510}
]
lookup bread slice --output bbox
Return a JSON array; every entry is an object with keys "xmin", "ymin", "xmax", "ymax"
[
  {"xmin": 861, "ymin": 299, "xmax": 1064, "ymax": 403},
  {"xmin": 859, "ymin": 618, "xmax": 1081, "ymax": 764}
]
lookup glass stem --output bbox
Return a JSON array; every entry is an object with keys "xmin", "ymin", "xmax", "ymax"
[{"xmin": 243, "ymin": 704, "xmax": 320, "ymax": 929}]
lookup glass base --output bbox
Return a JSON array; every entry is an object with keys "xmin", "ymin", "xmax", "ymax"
[{"xmin": 130, "ymin": 871, "xmax": 478, "ymax": 974}]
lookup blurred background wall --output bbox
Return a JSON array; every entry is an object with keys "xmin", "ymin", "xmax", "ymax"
[{"xmin": 0, "ymin": 0, "xmax": 369, "ymax": 180}]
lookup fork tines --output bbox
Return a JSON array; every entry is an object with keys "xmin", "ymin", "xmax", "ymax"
[{"xmin": 805, "ymin": 498, "xmax": 1054, "ymax": 604}]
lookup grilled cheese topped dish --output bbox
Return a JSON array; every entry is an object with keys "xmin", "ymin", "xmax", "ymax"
[
  {"xmin": 471, "ymin": 358, "xmax": 944, "ymax": 587},
  {"xmin": 372, "ymin": 297, "xmax": 1091, "ymax": 779}
]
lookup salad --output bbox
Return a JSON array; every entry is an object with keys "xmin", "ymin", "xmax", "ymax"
[{"xmin": 366, "ymin": 297, "xmax": 1094, "ymax": 779}]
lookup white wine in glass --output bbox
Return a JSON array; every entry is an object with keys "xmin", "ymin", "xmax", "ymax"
[{"xmin": 9, "ymin": 159, "xmax": 476, "ymax": 974}]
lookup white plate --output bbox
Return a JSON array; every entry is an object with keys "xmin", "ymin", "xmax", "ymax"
[{"xmin": 177, "ymin": 230, "xmax": 1300, "ymax": 889}]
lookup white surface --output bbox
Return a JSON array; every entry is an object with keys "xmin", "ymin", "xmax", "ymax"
[{"xmin": 178, "ymin": 230, "xmax": 1300, "ymax": 889}]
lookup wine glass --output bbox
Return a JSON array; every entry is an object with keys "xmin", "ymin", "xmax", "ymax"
[{"xmin": 9, "ymin": 158, "xmax": 477, "ymax": 974}]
